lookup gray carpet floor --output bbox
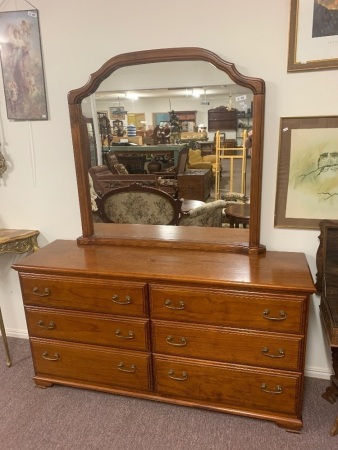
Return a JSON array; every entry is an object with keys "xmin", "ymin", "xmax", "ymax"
[{"xmin": 0, "ymin": 337, "xmax": 337, "ymax": 450}]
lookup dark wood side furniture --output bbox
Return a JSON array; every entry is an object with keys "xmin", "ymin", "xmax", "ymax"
[
  {"xmin": 226, "ymin": 203, "xmax": 250, "ymax": 228},
  {"xmin": 177, "ymin": 169, "xmax": 211, "ymax": 202},
  {"xmin": 208, "ymin": 106, "xmax": 237, "ymax": 132},
  {"xmin": 316, "ymin": 219, "xmax": 338, "ymax": 436},
  {"xmin": 13, "ymin": 240, "xmax": 314, "ymax": 432}
]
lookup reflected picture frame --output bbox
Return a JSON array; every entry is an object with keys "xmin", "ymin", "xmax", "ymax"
[
  {"xmin": 109, "ymin": 106, "xmax": 125, "ymax": 120},
  {"xmin": 0, "ymin": 9, "xmax": 48, "ymax": 120},
  {"xmin": 288, "ymin": 0, "xmax": 338, "ymax": 72},
  {"xmin": 275, "ymin": 116, "xmax": 338, "ymax": 229}
]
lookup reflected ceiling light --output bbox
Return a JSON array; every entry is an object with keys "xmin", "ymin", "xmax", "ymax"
[
  {"xmin": 126, "ymin": 93, "xmax": 139, "ymax": 100},
  {"xmin": 192, "ymin": 89, "xmax": 202, "ymax": 98},
  {"xmin": 185, "ymin": 89, "xmax": 202, "ymax": 98}
]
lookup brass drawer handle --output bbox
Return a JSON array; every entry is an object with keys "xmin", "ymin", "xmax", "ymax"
[
  {"xmin": 112, "ymin": 295, "xmax": 132, "ymax": 305},
  {"xmin": 33, "ymin": 287, "xmax": 51, "ymax": 297},
  {"xmin": 261, "ymin": 383, "xmax": 283, "ymax": 394},
  {"xmin": 164, "ymin": 299, "xmax": 185, "ymax": 310},
  {"xmin": 42, "ymin": 351, "xmax": 59, "ymax": 361},
  {"xmin": 115, "ymin": 329, "xmax": 134, "ymax": 339},
  {"xmin": 262, "ymin": 309, "xmax": 287, "ymax": 321},
  {"xmin": 38, "ymin": 320, "xmax": 56, "ymax": 330},
  {"xmin": 166, "ymin": 336, "xmax": 187, "ymax": 347},
  {"xmin": 262, "ymin": 347, "xmax": 285, "ymax": 358},
  {"xmin": 117, "ymin": 362, "xmax": 136, "ymax": 373},
  {"xmin": 168, "ymin": 369, "xmax": 188, "ymax": 381}
]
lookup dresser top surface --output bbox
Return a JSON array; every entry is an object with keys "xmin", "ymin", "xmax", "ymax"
[{"xmin": 12, "ymin": 240, "xmax": 315, "ymax": 293}]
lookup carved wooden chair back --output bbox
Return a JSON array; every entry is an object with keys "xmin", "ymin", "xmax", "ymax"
[{"xmin": 98, "ymin": 182, "xmax": 182, "ymax": 225}]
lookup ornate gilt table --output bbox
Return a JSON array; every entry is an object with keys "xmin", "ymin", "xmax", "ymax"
[{"xmin": 0, "ymin": 229, "xmax": 40, "ymax": 366}]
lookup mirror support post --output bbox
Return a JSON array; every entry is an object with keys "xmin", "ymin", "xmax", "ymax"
[
  {"xmin": 248, "ymin": 93, "xmax": 265, "ymax": 254},
  {"xmin": 69, "ymin": 103, "xmax": 94, "ymax": 239}
]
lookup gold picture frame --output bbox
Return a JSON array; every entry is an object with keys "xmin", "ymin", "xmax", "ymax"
[
  {"xmin": 275, "ymin": 116, "xmax": 338, "ymax": 229},
  {"xmin": 288, "ymin": 0, "xmax": 338, "ymax": 72}
]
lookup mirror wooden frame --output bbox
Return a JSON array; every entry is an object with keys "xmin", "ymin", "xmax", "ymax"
[{"xmin": 68, "ymin": 47, "xmax": 266, "ymax": 254}]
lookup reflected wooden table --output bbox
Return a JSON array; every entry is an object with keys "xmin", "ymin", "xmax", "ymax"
[
  {"xmin": 0, "ymin": 229, "xmax": 40, "ymax": 366},
  {"xmin": 225, "ymin": 204, "xmax": 250, "ymax": 228}
]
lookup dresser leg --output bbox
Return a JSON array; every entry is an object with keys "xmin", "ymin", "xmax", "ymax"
[{"xmin": 34, "ymin": 378, "xmax": 54, "ymax": 388}]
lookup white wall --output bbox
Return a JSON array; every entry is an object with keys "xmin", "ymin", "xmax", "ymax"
[{"xmin": 0, "ymin": 0, "xmax": 334, "ymax": 378}]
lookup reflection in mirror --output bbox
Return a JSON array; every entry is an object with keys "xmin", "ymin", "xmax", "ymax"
[
  {"xmin": 84, "ymin": 62, "xmax": 253, "ymax": 227},
  {"xmin": 68, "ymin": 48, "xmax": 265, "ymax": 253}
]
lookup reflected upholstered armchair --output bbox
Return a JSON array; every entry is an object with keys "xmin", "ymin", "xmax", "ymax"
[
  {"xmin": 178, "ymin": 200, "xmax": 227, "ymax": 227},
  {"xmin": 97, "ymin": 183, "xmax": 182, "ymax": 225},
  {"xmin": 187, "ymin": 148, "xmax": 217, "ymax": 177}
]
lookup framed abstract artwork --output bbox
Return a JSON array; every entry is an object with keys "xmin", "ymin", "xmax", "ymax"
[
  {"xmin": 288, "ymin": 0, "xmax": 338, "ymax": 72},
  {"xmin": 0, "ymin": 9, "xmax": 48, "ymax": 120},
  {"xmin": 275, "ymin": 116, "xmax": 338, "ymax": 229}
]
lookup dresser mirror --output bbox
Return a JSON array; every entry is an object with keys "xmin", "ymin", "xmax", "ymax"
[{"xmin": 68, "ymin": 47, "xmax": 265, "ymax": 253}]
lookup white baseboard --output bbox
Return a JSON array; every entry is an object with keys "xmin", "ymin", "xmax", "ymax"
[
  {"xmin": 6, "ymin": 328, "xmax": 29, "ymax": 339},
  {"xmin": 3, "ymin": 328, "xmax": 335, "ymax": 381},
  {"xmin": 305, "ymin": 366, "xmax": 333, "ymax": 380}
]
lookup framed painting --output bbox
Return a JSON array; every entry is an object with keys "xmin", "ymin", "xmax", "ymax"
[
  {"xmin": 275, "ymin": 116, "xmax": 338, "ymax": 229},
  {"xmin": 288, "ymin": 0, "xmax": 338, "ymax": 72},
  {"xmin": 109, "ymin": 106, "xmax": 126, "ymax": 120},
  {"xmin": 0, "ymin": 9, "xmax": 48, "ymax": 120}
]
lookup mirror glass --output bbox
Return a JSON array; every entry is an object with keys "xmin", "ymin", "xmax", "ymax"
[{"xmin": 68, "ymin": 48, "xmax": 265, "ymax": 253}]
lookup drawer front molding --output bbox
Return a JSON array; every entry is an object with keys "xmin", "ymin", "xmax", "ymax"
[
  {"xmin": 150, "ymin": 285, "xmax": 307, "ymax": 333},
  {"xmin": 26, "ymin": 306, "xmax": 150, "ymax": 351},
  {"xmin": 20, "ymin": 274, "xmax": 148, "ymax": 317},
  {"xmin": 152, "ymin": 320, "xmax": 304, "ymax": 371}
]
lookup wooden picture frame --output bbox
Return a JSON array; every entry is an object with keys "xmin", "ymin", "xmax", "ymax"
[
  {"xmin": 0, "ymin": 9, "xmax": 48, "ymax": 120},
  {"xmin": 275, "ymin": 116, "xmax": 338, "ymax": 229},
  {"xmin": 288, "ymin": 0, "xmax": 338, "ymax": 72}
]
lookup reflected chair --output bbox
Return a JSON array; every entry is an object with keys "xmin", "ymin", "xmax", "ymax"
[
  {"xmin": 178, "ymin": 200, "xmax": 227, "ymax": 227},
  {"xmin": 97, "ymin": 182, "xmax": 183, "ymax": 225},
  {"xmin": 88, "ymin": 164, "xmax": 157, "ymax": 198},
  {"xmin": 187, "ymin": 148, "xmax": 217, "ymax": 178},
  {"xmin": 155, "ymin": 145, "xmax": 189, "ymax": 197}
]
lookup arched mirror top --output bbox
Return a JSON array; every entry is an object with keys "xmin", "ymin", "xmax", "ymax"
[
  {"xmin": 69, "ymin": 47, "xmax": 265, "ymax": 104},
  {"xmin": 68, "ymin": 47, "xmax": 266, "ymax": 254}
]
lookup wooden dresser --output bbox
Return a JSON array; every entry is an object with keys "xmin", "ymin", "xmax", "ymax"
[{"xmin": 12, "ymin": 240, "xmax": 314, "ymax": 432}]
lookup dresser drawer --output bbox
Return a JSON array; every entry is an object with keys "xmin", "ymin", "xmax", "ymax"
[
  {"xmin": 20, "ymin": 274, "xmax": 148, "ymax": 317},
  {"xmin": 150, "ymin": 285, "xmax": 307, "ymax": 333},
  {"xmin": 154, "ymin": 355, "xmax": 301, "ymax": 416},
  {"xmin": 152, "ymin": 320, "xmax": 303, "ymax": 371},
  {"xmin": 25, "ymin": 307, "xmax": 150, "ymax": 351},
  {"xmin": 30, "ymin": 338, "xmax": 152, "ymax": 392}
]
